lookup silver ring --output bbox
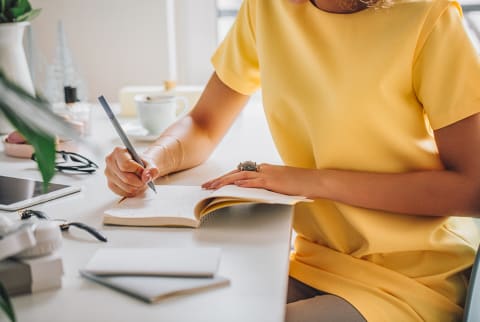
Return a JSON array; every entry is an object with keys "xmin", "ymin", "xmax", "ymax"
[{"xmin": 237, "ymin": 161, "xmax": 259, "ymax": 172}]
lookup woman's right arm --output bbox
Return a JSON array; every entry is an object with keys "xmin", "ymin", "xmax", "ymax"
[{"xmin": 104, "ymin": 72, "xmax": 250, "ymax": 197}]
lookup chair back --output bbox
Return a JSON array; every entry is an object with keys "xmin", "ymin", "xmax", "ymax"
[{"xmin": 464, "ymin": 244, "xmax": 480, "ymax": 322}]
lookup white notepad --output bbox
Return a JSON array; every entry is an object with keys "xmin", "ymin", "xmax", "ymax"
[
  {"xmin": 80, "ymin": 271, "xmax": 230, "ymax": 303},
  {"xmin": 84, "ymin": 247, "xmax": 222, "ymax": 277}
]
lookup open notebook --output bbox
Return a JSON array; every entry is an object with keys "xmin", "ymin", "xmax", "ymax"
[{"xmin": 103, "ymin": 185, "xmax": 311, "ymax": 228}]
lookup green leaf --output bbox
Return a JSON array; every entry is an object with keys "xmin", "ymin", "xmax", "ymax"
[
  {"xmin": 2, "ymin": 0, "xmax": 39, "ymax": 22},
  {"xmin": 4, "ymin": 0, "xmax": 14, "ymax": 10},
  {"xmin": 15, "ymin": 7, "xmax": 40, "ymax": 22},
  {"xmin": 0, "ymin": 0, "xmax": 14, "ymax": 15},
  {"xmin": 0, "ymin": 282, "xmax": 16, "ymax": 322},
  {"xmin": 17, "ymin": 0, "xmax": 29, "ymax": 8},
  {"xmin": 12, "ymin": 0, "xmax": 30, "ymax": 12},
  {"xmin": 8, "ymin": 0, "xmax": 29, "ymax": 17},
  {"xmin": 0, "ymin": 107, "xmax": 56, "ymax": 190},
  {"xmin": 8, "ymin": 7, "xmax": 28, "ymax": 19},
  {"xmin": 0, "ymin": 72, "xmax": 56, "ymax": 191}
]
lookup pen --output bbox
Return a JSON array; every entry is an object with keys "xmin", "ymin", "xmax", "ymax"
[{"xmin": 98, "ymin": 95, "xmax": 157, "ymax": 194}]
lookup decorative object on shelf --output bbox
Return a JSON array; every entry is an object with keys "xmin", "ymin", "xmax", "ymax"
[
  {"xmin": 60, "ymin": 86, "xmax": 91, "ymax": 136},
  {"xmin": 44, "ymin": 20, "xmax": 88, "ymax": 105},
  {"xmin": 0, "ymin": 0, "xmax": 41, "ymax": 135}
]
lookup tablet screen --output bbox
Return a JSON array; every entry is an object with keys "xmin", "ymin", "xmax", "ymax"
[{"xmin": 0, "ymin": 176, "xmax": 81, "ymax": 211}]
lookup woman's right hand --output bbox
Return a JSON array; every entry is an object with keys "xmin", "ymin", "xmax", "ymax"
[
  {"xmin": 104, "ymin": 147, "xmax": 160, "ymax": 197},
  {"xmin": 104, "ymin": 73, "xmax": 251, "ymax": 197}
]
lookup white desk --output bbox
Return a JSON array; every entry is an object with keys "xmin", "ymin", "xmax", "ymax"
[{"xmin": 0, "ymin": 98, "xmax": 292, "ymax": 322}]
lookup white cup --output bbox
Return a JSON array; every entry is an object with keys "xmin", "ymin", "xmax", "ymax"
[{"xmin": 134, "ymin": 94, "xmax": 189, "ymax": 135}]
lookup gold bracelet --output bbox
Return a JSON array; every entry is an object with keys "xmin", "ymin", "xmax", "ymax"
[{"xmin": 157, "ymin": 135, "xmax": 184, "ymax": 170}]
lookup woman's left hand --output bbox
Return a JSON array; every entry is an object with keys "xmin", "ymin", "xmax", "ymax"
[{"xmin": 201, "ymin": 163, "xmax": 317, "ymax": 197}]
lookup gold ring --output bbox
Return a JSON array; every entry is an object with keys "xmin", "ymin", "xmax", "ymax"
[{"xmin": 237, "ymin": 161, "xmax": 258, "ymax": 172}]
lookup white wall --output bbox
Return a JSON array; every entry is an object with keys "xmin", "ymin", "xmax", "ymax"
[
  {"xmin": 28, "ymin": 0, "xmax": 216, "ymax": 101},
  {"xmin": 176, "ymin": 0, "xmax": 217, "ymax": 85}
]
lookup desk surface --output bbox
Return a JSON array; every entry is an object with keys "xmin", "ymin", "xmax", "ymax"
[{"xmin": 0, "ymin": 99, "xmax": 291, "ymax": 322}]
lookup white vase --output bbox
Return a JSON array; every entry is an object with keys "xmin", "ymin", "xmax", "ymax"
[{"xmin": 0, "ymin": 22, "xmax": 35, "ymax": 134}]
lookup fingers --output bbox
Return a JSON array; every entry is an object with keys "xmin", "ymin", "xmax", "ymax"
[
  {"xmin": 105, "ymin": 147, "xmax": 148, "ymax": 196},
  {"xmin": 201, "ymin": 169, "xmax": 239, "ymax": 189},
  {"xmin": 202, "ymin": 164, "xmax": 269, "ymax": 190},
  {"xmin": 202, "ymin": 163, "xmax": 307, "ymax": 197},
  {"xmin": 141, "ymin": 158, "xmax": 161, "ymax": 184},
  {"xmin": 107, "ymin": 179, "xmax": 148, "ymax": 198},
  {"xmin": 104, "ymin": 160, "xmax": 144, "ymax": 196}
]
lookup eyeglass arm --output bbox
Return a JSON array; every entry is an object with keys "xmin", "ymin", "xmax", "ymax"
[{"xmin": 60, "ymin": 222, "xmax": 108, "ymax": 242}]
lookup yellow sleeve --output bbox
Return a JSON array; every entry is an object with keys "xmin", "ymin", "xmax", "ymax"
[
  {"xmin": 413, "ymin": 3, "xmax": 480, "ymax": 130},
  {"xmin": 211, "ymin": 0, "xmax": 260, "ymax": 95}
]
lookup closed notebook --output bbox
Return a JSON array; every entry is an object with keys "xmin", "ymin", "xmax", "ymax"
[
  {"xmin": 80, "ymin": 270, "xmax": 230, "ymax": 303},
  {"xmin": 83, "ymin": 247, "xmax": 221, "ymax": 277}
]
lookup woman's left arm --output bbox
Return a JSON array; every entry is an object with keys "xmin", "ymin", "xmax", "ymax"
[{"xmin": 203, "ymin": 113, "xmax": 480, "ymax": 217}]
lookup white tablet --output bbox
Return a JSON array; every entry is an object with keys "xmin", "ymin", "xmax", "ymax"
[{"xmin": 0, "ymin": 175, "xmax": 81, "ymax": 211}]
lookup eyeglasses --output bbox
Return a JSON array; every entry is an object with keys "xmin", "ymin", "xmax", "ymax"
[
  {"xmin": 20, "ymin": 209, "xmax": 107, "ymax": 242},
  {"xmin": 31, "ymin": 150, "xmax": 99, "ymax": 174}
]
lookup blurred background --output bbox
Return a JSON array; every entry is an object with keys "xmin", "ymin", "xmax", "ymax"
[
  {"xmin": 26, "ymin": 0, "xmax": 242, "ymax": 102},
  {"xmin": 26, "ymin": 0, "xmax": 479, "ymax": 103}
]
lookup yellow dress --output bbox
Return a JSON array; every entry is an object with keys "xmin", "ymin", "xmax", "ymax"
[{"xmin": 211, "ymin": 0, "xmax": 480, "ymax": 320}]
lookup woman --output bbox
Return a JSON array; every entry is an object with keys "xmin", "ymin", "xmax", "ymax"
[{"xmin": 105, "ymin": 0, "xmax": 480, "ymax": 320}]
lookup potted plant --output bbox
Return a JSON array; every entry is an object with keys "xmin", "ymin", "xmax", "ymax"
[{"xmin": 0, "ymin": 0, "xmax": 42, "ymax": 133}]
